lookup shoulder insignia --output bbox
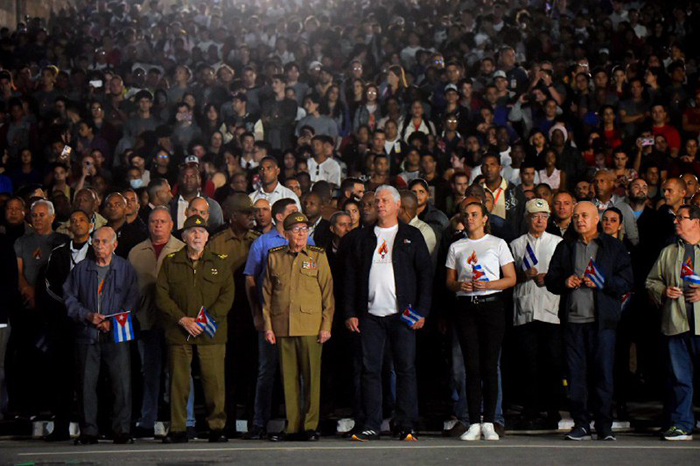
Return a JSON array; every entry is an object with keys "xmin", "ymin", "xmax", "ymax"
[
  {"xmin": 217, "ymin": 254, "xmax": 228, "ymax": 259},
  {"xmin": 308, "ymin": 245, "xmax": 325, "ymax": 253},
  {"xmin": 269, "ymin": 245, "xmax": 287, "ymax": 253}
]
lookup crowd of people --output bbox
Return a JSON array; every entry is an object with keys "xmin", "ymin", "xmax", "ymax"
[{"xmin": 0, "ymin": 0, "xmax": 699, "ymax": 445}]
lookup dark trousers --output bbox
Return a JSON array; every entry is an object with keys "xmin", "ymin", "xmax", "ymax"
[
  {"xmin": 47, "ymin": 331, "xmax": 75, "ymax": 431},
  {"xmin": 76, "ymin": 341, "xmax": 132, "ymax": 436},
  {"xmin": 564, "ymin": 323, "xmax": 616, "ymax": 431},
  {"xmin": 359, "ymin": 313, "xmax": 417, "ymax": 432},
  {"xmin": 515, "ymin": 320, "xmax": 562, "ymax": 418},
  {"xmin": 455, "ymin": 296, "xmax": 505, "ymax": 424},
  {"xmin": 253, "ymin": 332, "xmax": 279, "ymax": 429},
  {"xmin": 665, "ymin": 332, "xmax": 700, "ymax": 432}
]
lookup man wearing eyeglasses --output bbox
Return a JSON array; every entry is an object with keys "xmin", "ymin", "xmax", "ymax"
[
  {"xmin": 262, "ymin": 213, "xmax": 334, "ymax": 442},
  {"xmin": 647, "ymin": 204, "xmax": 700, "ymax": 441}
]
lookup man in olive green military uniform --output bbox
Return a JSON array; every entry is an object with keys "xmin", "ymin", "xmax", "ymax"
[
  {"xmin": 262, "ymin": 213, "xmax": 334, "ymax": 441},
  {"xmin": 156, "ymin": 215, "xmax": 234, "ymax": 444},
  {"xmin": 208, "ymin": 193, "xmax": 261, "ymax": 429}
]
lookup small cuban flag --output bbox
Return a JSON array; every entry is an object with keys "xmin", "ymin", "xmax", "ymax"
[
  {"xmin": 112, "ymin": 311, "xmax": 134, "ymax": 343},
  {"xmin": 196, "ymin": 307, "xmax": 218, "ymax": 339},
  {"xmin": 680, "ymin": 257, "xmax": 700, "ymax": 284},
  {"xmin": 584, "ymin": 258, "xmax": 605, "ymax": 289},
  {"xmin": 522, "ymin": 243, "xmax": 538, "ymax": 271},
  {"xmin": 400, "ymin": 305, "xmax": 423, "ymax": 326}
]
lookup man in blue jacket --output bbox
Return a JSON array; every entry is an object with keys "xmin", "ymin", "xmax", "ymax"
[
  {"xmin": 64, "ymin": 226, "xmax": 140, "ymax": 445},
  {"xmin": 545, "ymin": 201, "xmax": 633, "ymax": 441},
  {"xmin": 344, "ymin": 185, "xmax": 433, "ymax": 442}
]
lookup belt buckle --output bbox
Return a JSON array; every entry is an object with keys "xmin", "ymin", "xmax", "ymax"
[{"xmin": 470, "ymin": 295, "xmax": 480, "ymax": 305}]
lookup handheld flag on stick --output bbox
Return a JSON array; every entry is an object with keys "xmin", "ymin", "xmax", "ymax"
[
  {"xmin": 522, "ymin": 243, "xmax": 538, "ymax": 271},
  {"xmin": 112, "ymin": 311, "xmax": 134, "ymax": 343},
  {"xmin": 681, "ymin": 258, "xmax": 700, "ymax": 284},
  {"xmin": 196, "ymin": 307, "xmax": 218, "ymax": 339},
  {"xmin": 400, "ymin": 305, "xmax": 423, "ymax": 327},
  {"xmin": 584, "ymin": 258, "xmax": 605, "ymax": 289}
]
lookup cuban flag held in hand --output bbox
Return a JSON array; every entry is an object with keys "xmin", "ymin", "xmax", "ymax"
[
  {"xmin": 522, "ymin": 243, "xmax": 538, "ymax": 271},
  {"xmin": 113, "ymin": 311, "xmax": 134, "ymax": 343},
  {"xmin": 681, "ymin": 257, "xmax": 700, "ymax": 284},
  {"xmin": 400, "ymin": 305, "xmax": 423, "ymax": 326},
  {"xmin": 196, "ymin": 307, "xmax": 218, "ymax": 339},
  {"xmin": 584, "ymin": 258, "xmax": 605, "ymax": 289}
]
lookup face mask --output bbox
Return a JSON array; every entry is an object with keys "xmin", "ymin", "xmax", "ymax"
[{"xmin": 130, "ymin": 179, "xmax": 144, "ymax": 189}]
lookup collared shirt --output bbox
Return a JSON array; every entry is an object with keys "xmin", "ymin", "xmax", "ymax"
[
  {"xmin": 176, "ymin": 195, "xmax": 189, "ymax": 230},
  {"xmin": 69, "ymin": 241, "xmax": 90, "ymax": 270},
  {"xmin": 482, "ymin": 177, "xmax": 508, "ymax": 220},
  {"xmin": 308, "ymin": 156, "xmax": 342, "ymax": 187},
  {"xmin": 249, "ymin": 182, "xmax": 301, "ymax": 210},
  {"xmin": 409, "ymin": 216, "xmax": 437, "ymax": 255},
  {"xmin": 570, "ymin": 238, "xmax": 599, "ymax": 323},
  {"xmin": 510, "ymin": 231, "xmax": 562, "ymax": 326},
  {"xmin": 308, "ymin": 216, "xmax": 323, "ymax": 237}
]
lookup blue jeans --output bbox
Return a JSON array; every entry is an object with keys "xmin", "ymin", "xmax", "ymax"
[
  {"xmin": 137, "ymin": 330, "xmax": 163, "ymax": 429},
  {"xmin": 564, "ymin": 323, "xmax": 616, "ymax": 431},
  {"xmin": 186, "ymin": 378, "xmax": 195, "ymax": 428},
  {"xmin": 666, "ymin": 332, "xmax": 700, "ymax": 432},
  {"xmin": 359, "ymin": 313, "xmax": 417, "ymax": 432},
  {"xmin": 253, "ymin": 332, "xmax": 279, "ymax": 428}
]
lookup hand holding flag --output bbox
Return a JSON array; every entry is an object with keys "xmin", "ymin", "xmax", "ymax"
[
  {"xmin": 112, "ymin": 311, "xmax": 134, "ymax": 343},
  {"xmin": 583, "ymin": 258, "xmax": 605, "ymax": 289},
  {"xmin": 522, "ymin": 243, "xmax": 539, "ymax": 271},
  {"xmin": 680, "ymin": 258, "xmax": 700, "ymax": 284},
  {"xmin": 195, "ymin": 307, "xmax": 218, "ymax": 339}
]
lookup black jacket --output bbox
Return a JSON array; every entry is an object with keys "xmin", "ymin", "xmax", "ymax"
[
  {"xmin": 0, "ymin": 234, "xmax": 18, "ymax": 324},
  {"xmin": 545, "ymin": 233, "xmax": 633, "ymax": 330},
  {"xmin": 343, "ymin": 221, "xmax": 433, "ymax": 320}
]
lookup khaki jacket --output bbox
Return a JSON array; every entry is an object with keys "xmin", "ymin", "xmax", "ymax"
[
  {"xmin": 128, "ymin": 236, "xmax": 184, "ymax": 331},
  {"xmin": 208, "ymin": 227, "xmax": 261, "ymax": 273},
  {"xmin": 646, "ymin": 240, "xmax": 700, "ymax": 336},
  {"xmin": 262, "ymin": 245, "xmax": 334, "ymax": 337},
  {"xmin": 156, "ymin": 247, "xmax": 235, "ymax": 344}
]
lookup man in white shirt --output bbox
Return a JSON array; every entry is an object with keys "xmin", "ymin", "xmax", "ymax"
[
  {"xmin": 249, "ymin": 156, "xmax": 301, "ymax": 209},
  {"xmin": 399, "ymin": 190, "xmax": 436, "ymax": 255},
  {"xmin": 510, "ymin": 198, "xmax": 563, "ymax": 428},
  {"xmin": 307, "ymin": 135, "xmax": 342, "ymax": 188}
]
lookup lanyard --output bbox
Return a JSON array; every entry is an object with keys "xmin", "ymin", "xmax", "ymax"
[{"xmin": 493, "ymin": 187, "xmax": 503, "ymax": 205}]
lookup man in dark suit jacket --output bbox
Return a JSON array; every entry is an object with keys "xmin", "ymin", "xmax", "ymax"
[{"xmin": 343, "ymin": 185, "xmax": 432, "ymax": 442}]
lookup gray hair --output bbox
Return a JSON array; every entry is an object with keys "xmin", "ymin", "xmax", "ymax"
[
  {"xmin": 148, "ymin": 205, "xmax": 172, "ymax": 222},
  {"xmin": 375, "ymin": 185, "xmax": 400, "ymax": 202},
  {"xmin": 31, "ymin": 199, "xmax": 55, "ymax": 216},
  {"xmin": 95, "ymin": 226, "xmax": 118, "ymax": 244}
]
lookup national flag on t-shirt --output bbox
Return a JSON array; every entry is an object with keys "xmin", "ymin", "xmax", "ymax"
[
  {"xmin": 400, "ymin": 305, "xmax": 423, "ymax": 326},
  {"xmin": 621, "ymin": 292, "xmax": 632, "ymax": 311},
  {"xmin": 584, "ymin": 258, "xmax": 605, "ymax": 289},
  {"xmin": 196, "ymin": 307, "xmax": 218, "ymax": 339},
  {"xmin": 112, "ymin": 311, "xmax": 134, "ymax": 343},
  {"xmin": 467, "ymin": 250, "xmax": 489, "ymax": 281},
  {"xmin": 522, "ymin": 243, "xmax": 538, "ymax": 271},
  {"xmin": 681, "ymin": 257, "xmax": 700, "ymax": 284}
]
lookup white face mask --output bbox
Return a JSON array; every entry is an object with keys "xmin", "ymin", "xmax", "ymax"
[{"xmin": 130, "ymin": 178, "xmax": 144, "ymax": 189}]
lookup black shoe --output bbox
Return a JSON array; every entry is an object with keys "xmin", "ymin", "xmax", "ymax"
[
  {"xmin": 268, "ymin": 431, "xmax": 287, "ymax": 442},
  {"xmin": 162, "ymin": 431, "xmax": 188, "ymax": 444},
  {"xmin": 598, "ymin": 430, "xmax": 616, "ymax": 441},
  {"xmin": 242, "ymin": 425, "xmax": 267, "ymax": 440},
  {"xmin": 113, "ymin": 433, "xmax": 134, "ymax": 444},
  {"xmin": 565, "ymin": 425, "xmax": 592, "ymax": 441},
  {"xmin": 133, "ymin": 426, "xmax": 155, "ymax": 438},
  {"xmin": 398, "ymin": 430, "xmax": 418, "ymax": 441},
  {"xmin": 208, "ymin": 430, "xmax": 228, "ymax": 443},
  {"xmin": 186, "ymin": 426, "xmax": 198, "ymax": 440},
  {"xmin": 494, "ymin": 423, "xmax": 506, "ymax": 438},
  {"xmin": 305, "ymin": 430, "xmax": 320, "ymax": 441},
  {"xmin": 75, "ymin": 434, "xmax": 99, "ymax": 445},
  {"xmin": 45, "ymin": 429, "xmax": 71, "ymax": 442},
  {"xmin": 351, "ymin": 429, "xmax": 380, "ymax": 442}
]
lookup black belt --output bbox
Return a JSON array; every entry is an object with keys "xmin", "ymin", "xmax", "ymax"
[{"xmin": 460, "ymin": 294, "xmax": 502, "ymax": 305}]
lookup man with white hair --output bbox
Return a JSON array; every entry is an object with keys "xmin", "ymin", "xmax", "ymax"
[{"xmin": 64, "ymin": 226, "xmax": 140, "ymax": 445}]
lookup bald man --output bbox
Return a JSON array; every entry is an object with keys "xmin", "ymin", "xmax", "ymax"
[
  {"xmin": 173, "ymin": 197, "xmax": 212, "ymax": 240},
  {"xmin": 659, "ymin": 178, "xmax": 688, "ymax": 243},
  {"xmin": 545, "ymin": 201, "xmax": 633, "ymax": 441},
  {"xmin": 253, "ymin": 199, "xmax": 273, "ymax": 234}
]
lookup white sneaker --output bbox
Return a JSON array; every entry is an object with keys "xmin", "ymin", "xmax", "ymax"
[
  {"xmin": 460, "ymin": 423, "xmax": 482, "ymax": 441},
  {"xmin": 482, "ymin": 422, "xmax": 499, "ymax": 441}
]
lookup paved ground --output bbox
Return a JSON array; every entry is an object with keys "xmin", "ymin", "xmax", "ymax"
[{"xmin": 1, "ymin": 434, "xmax": 699, "ymax": 465}]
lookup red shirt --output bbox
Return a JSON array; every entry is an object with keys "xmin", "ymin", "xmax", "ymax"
[{"xmin": 653, "ymin": 124, "xmax": 681, "ymax": 152}]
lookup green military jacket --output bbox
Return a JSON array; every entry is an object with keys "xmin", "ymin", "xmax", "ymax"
[
  {"xmin": 156, "ymin": 247, "xmax": 235, "ymax": 345},
  {"xmin": 262, "ymin": 244, "xmax": 335, "ymax": 337}
]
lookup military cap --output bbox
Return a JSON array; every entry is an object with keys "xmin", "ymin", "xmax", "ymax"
[
  {"xmin": 283, "ymin": 212, "xmax": 311, "ymax": 230},
  {"xmin": 183, "ymin": 214, "xmax": 208, "ymax": 230}
]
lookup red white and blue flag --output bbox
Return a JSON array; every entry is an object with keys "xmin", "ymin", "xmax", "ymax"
[
  {"xmin": 196, "ymin": 307, "xmax": 218, "ymax": 339},
  {"xmin": 681, "ymin": 258, "xmax": 700, "ymax": 284},
  {"xmin": 584, "ymin": 258, "xmax": 605, "ymax": 289},
  {"xmin": 400, "ymin": 305, "xmax": 423, "ymax": 326},
  {"xmin": 112, "ymin": 311, "xmax": 134, "ymax": 343},
  {"xmin": 467, "ymin": 251, "xmax": 489, "ymax": 282},
  {"xmin": 522, "ymin": 243, "xmax": 538, "ymax": 271}
]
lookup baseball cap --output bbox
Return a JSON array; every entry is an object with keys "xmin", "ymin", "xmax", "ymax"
[
  {"xmin": 283, "ymin": 212, "xmax": 312, "ymax": 230},
  {"xmin": 308, "ymin": 61, "xmax": 322, "ymax": 72},
  {"xmin": 525, "ymin": 198, "xmax": 550, "ymax": 214},
  {"xmin": 444, "ymin": 83, "xmax": 459, "ymax": 94},
  {"xmin": 493, "ymin": 70, "xmax": 507, "ymax": 80},
  {"xmin": 182, "ymin": 214, "xmax": 208, "ymax": 230},
  {"xmin": 184, "ymin": 155, "xmax": 199, "ymax": 165}
]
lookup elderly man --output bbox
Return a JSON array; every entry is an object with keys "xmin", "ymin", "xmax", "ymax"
[
  {"xmin": 344, "ymin": 185, "xmax": 432, "ymax": 441},
  {"xmin": 156, "ymin": 215, "xmax": 234, "ymax": 444},
  {"xmin": 263, "ymin": 213, "xmax": 334, "ymax": 441},
  {"xmin": 646, "ymin": 204, "xmax": 700, "ymax": 440},
  {"xmin": 128, "ymin": 207, "xmax": 184, "ymax": 438},
  {"xmin": 546, "ymin": 202, "xmax": 633, "ymax": 441},
  {"xmin": 510, "ymin": 199, "xmax": 564, "ymax": 428},
  {"xmin": 64, "ymin": 227, "xmax": 140, "ymax": 445}
]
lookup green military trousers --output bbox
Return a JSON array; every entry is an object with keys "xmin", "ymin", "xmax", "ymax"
[{"xmin": 278, "ymin": 335, "xmax": 322, "ymax": 433}]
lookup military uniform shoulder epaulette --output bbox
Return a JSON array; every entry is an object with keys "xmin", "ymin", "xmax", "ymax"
[
  {"xmin": 308, "ymin": 245, "xmax": 326, "ymax": 253},
  {"xmin": 216, "ymin": 253, "xmax": 228, "ymax": 260},
  {"xmin": 269, "ymin": 245, "xmax": 288, "ymax": 253}
]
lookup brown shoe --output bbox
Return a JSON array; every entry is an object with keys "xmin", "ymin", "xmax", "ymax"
[
  {"xmin": 445, "ymin": 421, "xmax": 468, "ymax": 437},
  {"xmin": 494, "ymin": 423, "xmax": 506, "ymax": 438}
]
